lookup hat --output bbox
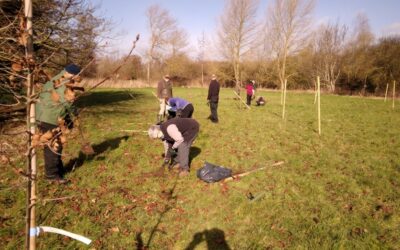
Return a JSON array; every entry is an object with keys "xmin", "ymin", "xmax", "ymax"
[
  {"xmin": 148, "ymin": 125, "xmax": 162, "ymax": 139},
  {"xmin": 65, "ymin": 64, "xmax": 81, "ymax": 75}
]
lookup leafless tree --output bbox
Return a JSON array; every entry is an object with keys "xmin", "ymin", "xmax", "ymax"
[
  {"xmin": 197, "ymin": 31, "xmax": 206, "ymax": 86},
  {"xmin": 313, "ymin": 21, "xmax": 348, "ymax": 92},
  {"xmin": 168, "ymin": 28, "xmax": 188, "ymax": 57},
  {"xmin": 265, "ymin": 0, "xmax": 315, "ymax": 103},
  {"xmin": 145, "ymin": 4, "xmax": 177, "ymax": 84},
  {"xmin": 351, "ymin": 12, "xmax": 375, "ymax": 49},
  {"xmin": 218, "ymin": 0, "xmax": 260, "ymax": 94},
  {"xmin": 342, "ymin": 12, "xmax": 375, "ymax": 95}
]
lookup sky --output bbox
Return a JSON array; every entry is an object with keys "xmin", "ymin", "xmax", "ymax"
[{"xmin": 89, "ymin": 0, "xmax": 400, "ymax": 57}]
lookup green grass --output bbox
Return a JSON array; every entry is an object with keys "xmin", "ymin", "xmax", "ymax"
[{"xmin": 1, "ymin": 88, "xmax": 399, "ymax": 249}]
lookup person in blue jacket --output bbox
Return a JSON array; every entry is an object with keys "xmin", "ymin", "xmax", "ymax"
[{"xmin": 166, "ymin": 97, "xmax": 194, "ymax": 118}]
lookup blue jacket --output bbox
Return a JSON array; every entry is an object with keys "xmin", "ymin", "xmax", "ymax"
[{"xmin": 168, "ymin": 97, "xmax": 190, "ymax": 112}]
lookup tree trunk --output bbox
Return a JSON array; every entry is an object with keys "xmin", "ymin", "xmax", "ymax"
[
  {"xmin": 234, "ymin": 59, "xmax": 241, "ymax": 95},
  {"xmin": 201, "ymin": 63, "xmax": 204, "ymax": 87},
  {"xmin": 146, "ymin": 62, "xmax": 150, "ymax": 86}
]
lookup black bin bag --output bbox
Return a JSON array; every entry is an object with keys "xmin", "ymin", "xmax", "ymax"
[{"xmin": 197, "ymin": 162, "xmax": 232, "ymax": 183}]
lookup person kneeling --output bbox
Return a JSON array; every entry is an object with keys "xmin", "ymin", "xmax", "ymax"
[
  {"xmin": 148, "ymin": 118, "xmax": 199, "ymax": 176},
  {"xmin": 256, "ymin": 96, "xmax": 266, "ymax": 106}
]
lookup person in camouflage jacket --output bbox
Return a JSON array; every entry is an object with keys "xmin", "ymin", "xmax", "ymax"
[{"xmin": 35, "ymin": 64, "xmax": 81, "ymax": 184}]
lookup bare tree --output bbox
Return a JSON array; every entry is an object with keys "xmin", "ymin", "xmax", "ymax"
[
  {"xmin": 145, "ymin": 4, "xmax": 177, "ymax": 84},
  {"xmin": 197, "ymin": 31, "xmax": 206, "ymax": 86},
  {"xmin": 168, "ymin": 28, "xmax": 188, "ymax": 57},
  {"xmin": 314, "ymin": 21, "xmax": 347, "ymax": 92},
  {"xmin": 342, "ymin": 12, "xmax": 375, "ymax": 95},
  {"xmin": 218, "ymin": 0, "xmax": 260, "ymax": 94},
  {"xmin": 265, "ymin": 0, "xmax": 315, "ymax": 103}
]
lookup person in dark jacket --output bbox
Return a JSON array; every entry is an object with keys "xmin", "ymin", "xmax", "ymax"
[
  {"xmin": 166, "ymin": 97, "xmax": 194, "ymax": 118},
  {"xmin": 148, "ymin": 118, "xmax": 199, "ymax": 176},
  {"xmin": 156, "ymin": 74, "xmax": 173, "ymax": 123},
  {"xmin": 207, "ymin": 74, "xmax": 220, "ymax": 123},
  {"xmin": 35, "ymin": 64, "xmax": 81, "ymax": 184},
  {"xmin": 256, "ymin": 96, "xmax": 266, "ymax": 106}
]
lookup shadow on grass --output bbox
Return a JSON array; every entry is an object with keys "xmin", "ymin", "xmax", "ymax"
[
  {"xmin": 64, "ymin": 135, "xmax": 129, "ymax": 173},
  {"xmin": 189, "ymin": 146, "xmax": 201, "ymax": 164},
  {"xmin": 185, "ymin": 228, "xmax": 231, "ymax": 250},
  {"xmin": 136, "ymin": 177, "xmax": 179, "ymax": 249},
  {"xmin": 75, "ymin": 90, "xmax": 144, "ymax": 108}
]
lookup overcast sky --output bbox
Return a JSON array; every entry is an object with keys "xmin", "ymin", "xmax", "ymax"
[{"xmin": 90, "ymin": 0, "xmax": 400, "ymax": 57}]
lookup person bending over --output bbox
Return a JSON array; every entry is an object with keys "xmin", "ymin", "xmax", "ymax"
[
  {"xmin": 166, "ymin": 97, "xmax": 194, "ymax": 118},
  {"xmin": 148, "ymin": 118, "xmax": 199, "ymax": 177}
]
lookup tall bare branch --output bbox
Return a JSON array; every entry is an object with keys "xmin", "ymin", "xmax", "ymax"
[{"xmin": 265, "ymin": 0, "xmax": 315, "ymax": 102}]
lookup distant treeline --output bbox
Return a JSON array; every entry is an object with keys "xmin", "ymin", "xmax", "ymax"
[{"xmin": 93, "ymin": 35, "xmax": 400, "ymax": 97}]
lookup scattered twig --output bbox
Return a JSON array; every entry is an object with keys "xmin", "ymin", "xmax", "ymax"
[{"xmin": 42, "ymin": 196, "xmax": 75, "ymax": 202}]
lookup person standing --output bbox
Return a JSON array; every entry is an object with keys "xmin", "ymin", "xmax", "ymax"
[
  {"xmin": 35, "ymin": 64, "xmax": 81, "ymax": 184},
  {"xmin": 246, "ymin": 80, "xmax": 255, "ymax": 106},
  {"xmin": 148, "ymin": 118, "xmax": 200, "ymax": 176},
  {"xmin": 156, "ymin": 74, "xmax": 173, "ymax": 123},
  {"xmin": 166, "ymin": 97, "xmax": 194, "ymax": 118},
  {"xmin": 207, "ymin": 74, "xmax": 220, "ymax": 123}
]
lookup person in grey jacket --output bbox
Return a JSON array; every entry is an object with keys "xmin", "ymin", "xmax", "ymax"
[
  {"xmin": 148, "ymin": 118, "xmax": 199, "ymax": 176},
  {"xmin": 156, "ymin": 74, "xmax": 173, "ymax": 123}
]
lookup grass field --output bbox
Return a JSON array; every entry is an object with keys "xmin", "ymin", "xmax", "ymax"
[{"xmin": 1, "ymin": 87, "xmax": 399, "ymax": 249}]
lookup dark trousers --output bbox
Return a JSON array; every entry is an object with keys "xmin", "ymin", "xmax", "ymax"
[
  {"xmin": 246, "ymin": 94, "xmax": 252, "ymax": 105},
  {"xmin": 177, "ymin": 134, "xmax": 197, "ymax": 171},
  {"xmin": 180, "ymin": 104, "xmax": 194, "ymax": 118},
  {"xmin": 209, "ymin": 102, "xmax": 218, "ymax": 122},
  {"xmin": 37, "ymin": 122, "xmax": 64, "ymax": 179},
  {"xmin": 169, "ymin": 104, "xmax": 194, "ymax": 118}
]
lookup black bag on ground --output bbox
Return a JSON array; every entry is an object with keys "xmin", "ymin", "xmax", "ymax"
[{"xmin": 197, "ymin": 162, "xmax": 232, "ymax": 183}]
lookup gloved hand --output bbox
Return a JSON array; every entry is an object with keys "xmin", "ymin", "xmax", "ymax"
[{"xmin": 168, "ymin": 147, "xmax": 178, "ymax": 158}]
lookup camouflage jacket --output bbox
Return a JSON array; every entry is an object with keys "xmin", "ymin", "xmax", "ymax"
[{"xmin": 35, "ymin": 70, "xmax": 73, "ymax": 125}]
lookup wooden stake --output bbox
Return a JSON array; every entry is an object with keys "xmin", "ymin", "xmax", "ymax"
[
  {"xmin": 223, "ymin": 161, "xmax": 285, "ymax": 182},
  {"xmin": 314, "ymin": 80, "xmax": 317, "ymax": 104},
  {"xmin": 233, "ymin": 91, "xmax": 250, "ymax": 109},
  {"xmin": 317, "ymin": 76, "xmax": 321, "ymax": 136},
  {"xmin": 282, "ymin": 79, "xmax": 287, "ymax": 119},
  {"xmin": 384, "ymin": 83, "xmax": 389, "ymax": 102},
  {"xmin": 24, "ymin": 1, "xmax": 36, "ymax": 249},
  {"xmin": 393, "ymin": 80, "xmax": 396, "ymax": 109}
]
